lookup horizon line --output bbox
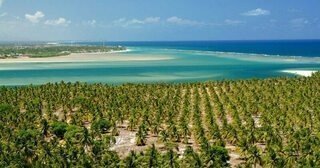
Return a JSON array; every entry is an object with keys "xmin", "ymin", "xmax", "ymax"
[{"xmin": 1, "ymin": 38, "xmax": 320, "ymax": 43}]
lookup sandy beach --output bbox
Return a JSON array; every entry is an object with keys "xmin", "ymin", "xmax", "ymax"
[
  {"xmin": 281, "ymin": 70, "xmax": 317, "ymax": 77},
  {"xmin": 0, "ymin": 52, "xmax": 173, "ymax": 63}
]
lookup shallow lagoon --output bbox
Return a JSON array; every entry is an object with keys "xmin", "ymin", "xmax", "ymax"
[{"xmin": 0, "ymin": 46, "xmax": 319, "ymax": 86}]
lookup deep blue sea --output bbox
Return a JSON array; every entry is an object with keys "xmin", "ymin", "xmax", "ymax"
[{"xmin": 0, "ymin": 40, "xmax": 319, "ymax": 85}]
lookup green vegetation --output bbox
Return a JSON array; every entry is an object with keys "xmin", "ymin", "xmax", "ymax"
[
  {"xmin": 0, "ymin": 45, "xmax": 126, "ymax": 58},
  {"xmin": 0, "ymin": 72, "xmax": 319, "ymax": 167}
]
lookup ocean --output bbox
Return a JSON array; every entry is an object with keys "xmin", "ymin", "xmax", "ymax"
[{"xmin": 0, "ymin": 40, "xmax": 319, "ymax": 86}]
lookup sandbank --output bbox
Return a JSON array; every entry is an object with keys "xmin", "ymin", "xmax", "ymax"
[
  {"xmin": 281, "ymin": 70, "xmax": 317, "ymax": 77},
  {"xmin": 0, "ymin": 52, "xmax": 173, "ymax": 63}
]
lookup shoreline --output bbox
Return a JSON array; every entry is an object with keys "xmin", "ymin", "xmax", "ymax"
[
  {"xmin": 281, "ymin": 70, "xmax": 317, "ymax": 77},
  {"xmin": 0, "ymin": 51, "xmax": 173, "ymax": 63},
  {"xmin": 108, "ymin": 48, "xmax": 132, "ymax": 53}
]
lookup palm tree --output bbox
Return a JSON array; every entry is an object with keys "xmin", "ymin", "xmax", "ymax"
[
  {"xmin": 124, "ymin": 150, "xmax": 138, "ymax": 168},
  {"xmin": 136, "ymin": 124, "xmax": 147, "ymax": 146},
  {"xmin": 162, "ymin": 149, "xmax": 179, "ymax": 168},
  {"xmin": 263, "ymin": 147, "xmax": 285, "ymax": 168},
  {"xmin": 80, "ymin": 126, "xmax": 92, "ymax": 152},
  {"xmin": 181, "ymin": 146, "xmax": 202, "ymax": 168},
  {"xmin": 146, "ymin": 144, "xmax": 160, "ymax": 168},
  {"xmin": 40, "ymin": 119, "xmax": 49, "ymax": 137},
  {"xmin": 246, "ymin": 145, "xmax": 263, "ymax": 168},
  {"xmin": 179, "ymin": 121, "xmax": 190, "ymax": 144}
]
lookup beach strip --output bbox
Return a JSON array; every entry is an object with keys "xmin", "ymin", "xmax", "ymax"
[{"xmin": 0, "ymin": 52, "xmax": 173, "ymax": 63}]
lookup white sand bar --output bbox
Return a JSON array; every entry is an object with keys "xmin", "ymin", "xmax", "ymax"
[
  {"xmin": 0, "ymin": 52, "xmax": 173, "ymax": 63},
  {"xmin": 282, "ymin": 70, "xmax": 317, "ymax": 77}
]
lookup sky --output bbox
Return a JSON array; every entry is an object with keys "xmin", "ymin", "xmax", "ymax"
[{"xmin": 0, "ymin": 0, "xmax": 320, "ymax": 41}]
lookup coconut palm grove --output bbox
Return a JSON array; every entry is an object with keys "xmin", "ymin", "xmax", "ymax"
[
  {"xmin": 0, "ymin": 72, "xmax": 319, "ymax": 167},
  {"xmin": 1, "ymin": 1, "xmax": 320, "ymax": 167}
]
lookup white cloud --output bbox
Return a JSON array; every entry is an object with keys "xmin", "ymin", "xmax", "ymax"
[
  {"xmin": 0, "ymin": 12, "xmax": 7, "ymax": 17},
  {"xmin": 113, "ymin": 17, "xmax": 160, "ymax": 27},
  {"xmin": 290, "ymin": 18, "xmax": 309, "ymax": 28},
  {"xmin": 166, "ymin": 16, "xmax": 204, "ymax": 26},
  {"xmin": 25, "ymin": 11, "xmax": 45, "ymax": 23},
  {"xmin": 112, "ymin": 16, "xmax": 243, "ymax": 28},
  {"xmin": 291, "ymin": 18, "xmax": 309, "ymax": 24},
  {"xmin": 88, "ymin": 19, "xmax": 96, "ymax": 26},
  {"xmin": 242, "ymin": 8, "xmax": 270, "ymax": 16},
  {"xmin": 143, "ymin": 17, "xmax": 160, "ymax": 23},
  {"xmin": 45, "ymin": 17, "xmax": 71, "ymax": 26},
  {"xmin": 224, "ymin": 19, "xmax": 244, "ymax": 25},
  {"xmin": 128, "ymin": 19, "xmax": 144, "ymax": 25},
  {"xmin": 128, "ymin": 17, "xmax": 160, "ymax": 25},
  {"xmin": 82, "ymin": 19, "xmax": 96, "ymax": 27},
  {"xmin": 113, "ymin": 18, "xmax": 126, "ymax": 24},
  {"xmin": 166, "ymin": 17, "xmax": 244, "ymax": 27},
  {"xmin": 0, "ymin": 0, "xmax": 4, "ymax": 7}
]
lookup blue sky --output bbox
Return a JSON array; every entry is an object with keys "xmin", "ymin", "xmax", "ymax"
[{"xmin": 0, "ymin": 0, "xmax": 319, "ymax": 41}]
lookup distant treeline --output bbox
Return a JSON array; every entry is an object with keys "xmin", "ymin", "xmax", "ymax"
[{"xmin": 0, "ymin": 45, "xmax": 126, "ymax": 58}]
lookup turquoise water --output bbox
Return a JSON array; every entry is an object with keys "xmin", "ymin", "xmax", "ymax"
[
  {"xmin": 0, "ymin": 41, "xmax": 320, "ymax": 86},
  {"xmin": 103, "ymin": 40, "xmax": 320, "ymax": 57}
]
